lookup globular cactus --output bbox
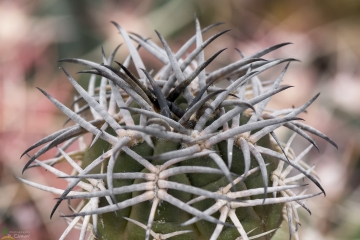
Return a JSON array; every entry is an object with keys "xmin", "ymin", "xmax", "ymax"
[{"xmin": 18, "ymin": 19, "xmax": 337, "ymax": 240}]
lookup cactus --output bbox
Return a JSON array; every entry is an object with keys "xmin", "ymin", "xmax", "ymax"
[{"xmin": 18, "ymin": 19, "xmax": 337, "ymax": 240}]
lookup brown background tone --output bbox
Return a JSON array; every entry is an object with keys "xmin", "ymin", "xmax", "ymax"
[{"xmin": 0, "ymin": 1, "xmax": 359, "ymax": 239}]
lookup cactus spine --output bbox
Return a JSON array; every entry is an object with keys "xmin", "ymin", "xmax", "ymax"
[{"xmin": 18, "ymin": 19, "xmax": 337, "ymax": 240}]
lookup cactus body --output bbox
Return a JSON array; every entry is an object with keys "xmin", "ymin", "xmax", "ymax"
[
  {"xmin": 19, "ymin": 20, "xmax": 337, "ymax": 240},
  {"xmin": 84, "ymin": 125, "xmax": 282, "ymax": 240}
]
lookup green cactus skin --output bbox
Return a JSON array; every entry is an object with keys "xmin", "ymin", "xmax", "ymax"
[
  {"xmin": 18, "ymin": 19, "xmax": 337, "ymax": 240},
  {"xmin": 82, "ymin": 123, "xmax": 282, "ymax": 240}
]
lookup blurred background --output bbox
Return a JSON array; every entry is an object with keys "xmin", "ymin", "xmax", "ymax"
[{"xmin": 0, "ymin": 0, "xmax": 359, "ymax": 239}]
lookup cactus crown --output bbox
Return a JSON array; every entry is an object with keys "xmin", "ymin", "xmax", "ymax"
[{"xmin": 18, "ymin": 19, "xmax": 337, "ymax": 240}]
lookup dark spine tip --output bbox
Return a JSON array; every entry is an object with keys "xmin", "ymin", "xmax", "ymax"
[
  {"xmin": 234, "ymin": 48, "xmax": 245, "ymax": 58},
  {"xmin": 280, "ymin": 85, "xmax": 294, "ymax": 90},
  {"xmin": 50, "ymin": 202, "xmax": 60, "ymax": 219},
  {"xmin": 110, "ymin": 21, "xmax": 120, "ymax": 28},
  {"xmin": 293, "ymin": 117, "xmax": 305, "ymax": 121},
  {"xmin": 36, "ymin": 87, "xmax": 45, "ymax": 94},
  {"xmin": 101, "ymin": 46, "xmax": 106, "ymax": 55},
  {"xmin": 60, "ymin": 66, "xmax": 71, "ymax": 78},
  {"xmin": 246, "ymin": 103, "xmax": 256, "ymax": 112},
  {"xmin": 57, "ymin": 58, "xmax": 75, "ymax": 63}
]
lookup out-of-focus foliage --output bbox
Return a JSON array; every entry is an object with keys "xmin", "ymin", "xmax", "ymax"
[{"xmin": 0, "ymin": 1, "xmax": 359, "ymax": 239}]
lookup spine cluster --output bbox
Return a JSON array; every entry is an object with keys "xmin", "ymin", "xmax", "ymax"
[{"xmin": 18, "ymin": 19, "xmax": 336, "ymax": 240}]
